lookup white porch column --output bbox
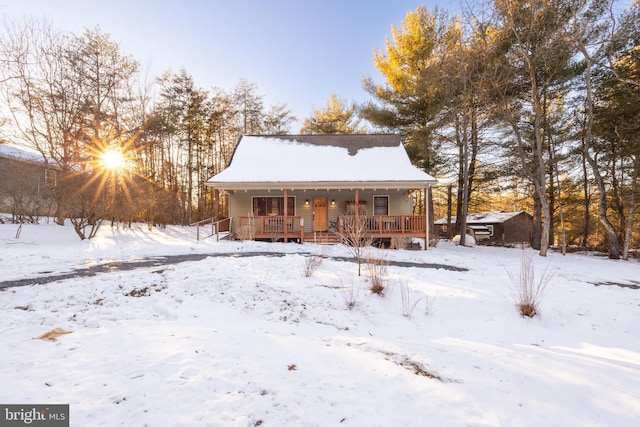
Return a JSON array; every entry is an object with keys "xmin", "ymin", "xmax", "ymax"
[{"xmin": 283, "ymin": 189, "xmax": 288, "ymax": 243}]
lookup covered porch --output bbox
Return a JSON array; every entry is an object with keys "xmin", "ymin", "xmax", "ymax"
[{"xmin": 220, "ymin": 185, "xmax": 433, "ymax": 249}]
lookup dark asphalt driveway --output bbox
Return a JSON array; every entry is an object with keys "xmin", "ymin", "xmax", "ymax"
[{"xmin": 0, "ymin": 252, "xmax": 468, "ymax": 290}]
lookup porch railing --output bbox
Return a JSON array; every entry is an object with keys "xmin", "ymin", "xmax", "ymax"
[
  {"xmin": 234, "ymin": 215, "xmax": 425, "ymax": 242},
  {"xmin": 190, "ymin": 217, "xmax": 231, "ymax": 241},
  {"xmin": 237, "ymin": 216, "xmax": 304, "ymax": 242},
  {"xmin": 337, "ymin": 215, "xmax": 426, "ymax": 236}
]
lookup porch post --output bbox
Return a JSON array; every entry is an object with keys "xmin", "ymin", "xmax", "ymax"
[
  {"xmin": 425, "ymin": 186, "xmax": 429, "ymax": 250},
  {"xmin": 213, "ymin": 189, "xmax": 219, "ymax": 220},
  {"xmin": 284, "ymin": 189, "xmax": 288, "ymax": 243},
  {"xmin": 355, "ymin": 188, "xmax": 360, "ymax": 232}
]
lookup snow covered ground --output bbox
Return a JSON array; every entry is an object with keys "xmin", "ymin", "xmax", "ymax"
[{"xmin": 1, "ymin": 221, "xmax": 639, "ymax": 427}]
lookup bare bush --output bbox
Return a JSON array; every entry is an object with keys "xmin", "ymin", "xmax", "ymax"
[
  {"xmin": 336, "ymin": 214, "xmax": 374, "ymax": 276},
  {"xmin": 342, "ymin": 285, "xmax": 359, "ymax": 310},
  {"xmin": 507, "ymin": 254, "xmax": 553, "ymax": 317},
  {"xmin": 302, "ymin": 253, "xmax": 324, "ymax": 277},
  {"xmin": 366, "ymin": 254, "xmax": 389, "ymax": 296},
  {"xmin": 392, "ymin": 236, "xmax": 411, "ymax": 249},
  {"xmin": 236, "ymin": 216, "xmax": 256, "ymax": 240},
  {"xmin": 335, "ymin": 274, "xmax": 359, "ymax": 310}
]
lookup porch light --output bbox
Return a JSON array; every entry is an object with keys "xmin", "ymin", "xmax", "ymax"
[
  {"xmin": 331, "ymin": 199, "xmax": 336, "ymax": 206},
  {"xmin": 305, "ymin": 199, "xmax": 309, "ymax": 205}
]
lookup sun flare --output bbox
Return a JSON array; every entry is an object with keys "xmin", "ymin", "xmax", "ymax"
[{"xmin": 101, "ymin": 148, "xmax": 128, "ymax": 171}]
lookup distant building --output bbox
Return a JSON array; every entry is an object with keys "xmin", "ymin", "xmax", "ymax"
[
  {"xmin": 0, "ymin": 144, "xmax": 59, "ymax": 221},
  {"xmin": 435, "ymin": 211, "xmax": 533, "ymax": 245}
]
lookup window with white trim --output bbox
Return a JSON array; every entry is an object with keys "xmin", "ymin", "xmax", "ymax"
[
  {"xmin": 252, "ymin": 196, "xmax": 295, "ymax": 216},
  {"xmin": 373, "ymin": 195, "xmax": 389, "ymax": 215},
  {"xmin": 44, "ymin": 169, "xmax": 57, "ymax": 187}
]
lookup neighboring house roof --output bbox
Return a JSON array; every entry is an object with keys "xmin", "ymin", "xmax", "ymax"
[
  {"xmin": 0, "ymin": 144, "xmax": 58, "ymax": 167},
  {"xmin": 206, "ymin": 134, "xmax": 437, "ymax": 190},
  {"xmin": 435, "ymin": 211, "xmax": 531, "ymax": 225}
]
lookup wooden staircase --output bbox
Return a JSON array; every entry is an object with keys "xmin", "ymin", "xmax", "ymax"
[{"xmin": 305, "ymin": 231, "xmax": 342, "ymax": 245}]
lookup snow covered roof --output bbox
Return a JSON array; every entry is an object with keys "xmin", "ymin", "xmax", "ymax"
[
  {"xmin": 435, "ymin": 211, "xmax": 530, "ymax": 225},
  {"xmin": 206, "ymin": 135, "xmax": 437, "ymax": 190},
  {"xmin": 0, "ymin": 144, "xmax": 57, "ymax": 167}
]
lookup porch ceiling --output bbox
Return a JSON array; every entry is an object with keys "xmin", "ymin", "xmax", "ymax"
[{"xmin": 206, "ymin": 180, "xmax": 435, "ymax": 191}]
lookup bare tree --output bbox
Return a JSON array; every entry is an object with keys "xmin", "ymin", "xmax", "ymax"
[
  {"xmin": 336, "ymin": 205, "xmax": 374, "ymax": 276},
  {"xmin": 0, "ymin": 21, "xmax": 146, "ymax": 238}
]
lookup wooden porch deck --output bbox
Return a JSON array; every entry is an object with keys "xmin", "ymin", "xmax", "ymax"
[
  {"xmin": 236, "ymin": 215, "xmax": 427, "ymax": 244},
  {"xmin": 336, "ymin": 214, "xmax": 426, "ymax": 238}
]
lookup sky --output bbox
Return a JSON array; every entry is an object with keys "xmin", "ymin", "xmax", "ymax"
[{"xmin": 0, "ymin": 0, "xmax": 461, "ymax": 131}]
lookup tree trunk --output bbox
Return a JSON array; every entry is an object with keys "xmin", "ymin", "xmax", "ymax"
[
  {"xmin": 577, "ymin": 32, "xmax": 620, "ymax": 259},
  {"xmin": 531, "ymin": 190, "xmax": 542, "ymax": 250},
  {"xmin": 622, "ymin": 154, "xmax": 639, "ymax": 260},
  {"xmin": 446, "ymin": 184, "xmax": 453, "ymax": 239},
  {"xmin": 580, "ymin": 133, "xmax": 590, "ymax": 247}
]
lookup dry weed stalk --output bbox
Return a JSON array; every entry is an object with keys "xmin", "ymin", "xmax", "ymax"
[
  {"xmin": 399, "ymin": 282, "xmax": 420, "ymax": 317},
  {"xmin": 366, "ymin": 254, "xmax": 389, "ymax": 295},
  {"xmin": 343, "ymin": 285, "xmax": 359, "ymax": 310},
  {"xmin": 336, "ymin": 274, "xmax": 359, "ymax": 309},
  {"xmin": 302, "ymin": 253, "xmax": 324, "ymax": 277},
  {"xmin": 507, "ymin": 254, "xmax": 553, "ymax": 317}
]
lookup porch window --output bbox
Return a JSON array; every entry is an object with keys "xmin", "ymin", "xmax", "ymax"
[
  {"xmin": 373, "ymin": 196, "xmax": 389, "ymax": 215},
  {"xmin": 345, "ymin": 201, "xmax": 367, "ymax": 215},
  {"xmin": 252, "ymin": 196, "xmax": 295, "ymax": 216}
]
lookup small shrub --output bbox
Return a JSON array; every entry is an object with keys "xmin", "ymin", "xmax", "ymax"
[
  {"xmin": 302, "ymin": 249, "xmax": 324, "ymax": 277},
  {"xmin": 336, "ymin": 274, "xmax": 359, "ymax": 310},
  {"xmin": 236, "ymin": 217, "xmax": 256, "ymax": 240},
  {"xmin": 342, "ymin": 285, "xmax": 359, "ymax": 310},
  {"xmin": 366, "ymin": 255, "xmax": 389, "ymax": 296},
  {"xmin": 507, "ymin": 254, "xmax": 553, "ymax": 318},
  {"xmin": 392, "ymin": 236, "xmax": 411, "ymax": 249}
]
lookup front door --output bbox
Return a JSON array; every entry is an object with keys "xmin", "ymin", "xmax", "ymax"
[{"xmin": 313, "ymin": 198, "xmax": 328, "ymax": 231}]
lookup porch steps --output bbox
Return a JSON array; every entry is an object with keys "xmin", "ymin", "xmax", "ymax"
[{"xmin": 305, "ymin": 232, "xmax": 342, "ymax": 245}]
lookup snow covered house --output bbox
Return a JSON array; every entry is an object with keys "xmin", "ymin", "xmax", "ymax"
[
  {"xmin": 205, "ymin": 134, "xmax": 437, "ymax": 248},
  {"xmin": 0, "ymin": 144, "xmax": 59, "ymax": 219},
  {"xmin": 435, "ymin": 211, "xmax": 533, "ymax": 245}
]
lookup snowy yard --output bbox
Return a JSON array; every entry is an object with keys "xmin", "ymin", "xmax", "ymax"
[{"xmin": 1, "ymin": 222, "xmax": 639, "ymax": 426}]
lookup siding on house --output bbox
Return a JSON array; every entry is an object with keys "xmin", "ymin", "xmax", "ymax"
[
  {"xmin": 0, "ymin": 152, "xmax": 59, "ymax": 217},
  {"xmin": 228, "ymin": 189, "xmax": 414, "ymax": 234},
  {"xmin": 501, "ymin": 212, "xmax": 533, "ymax": 243},
  {"xmin": 435, "ymin": 211, "xmax": 533, "ymax": 244}
]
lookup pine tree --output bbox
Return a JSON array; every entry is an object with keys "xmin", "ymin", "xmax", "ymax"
[{"xmin": 300, "ymin": 94, "xmax": 364, "ymax": 134}]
